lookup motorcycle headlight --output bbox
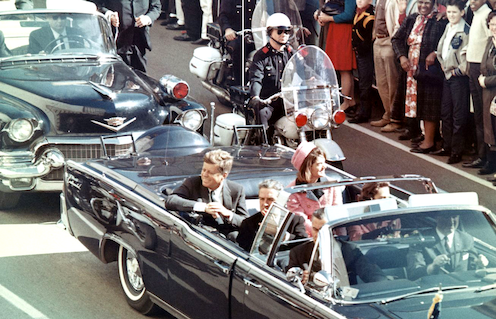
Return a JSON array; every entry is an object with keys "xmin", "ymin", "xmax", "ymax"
[
  {"xmin": 310, "ymin": 108, "xmax": 330, "ymax": 129},
  {"xmin": 180, "ymin": 110, "xmax": 203, "ymax": 131},
  {"xmin": 8, "ymin": 118, "xmax": 35, "ymax": 142}
]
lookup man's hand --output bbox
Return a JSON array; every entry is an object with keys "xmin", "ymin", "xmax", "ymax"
[
  {"xmin": 136, "ymin": 15, "xmax": 152, "ymax": 28},
  {"xmin": 425, "ymin": 52, "xmax": 437, "ymax": 69},
  {"xmin": 301, "ymin": 270, "xmax": 309, "ymax": 284},
  {"xmin": 427, "ymin": 254, "xmax": 450, "ymax": 274},
  {"xmin": 399, "ymin": 56, "xmax": 410, "ymax": 72},
  {"xmin": 479, "ymin": 75, "xmax": 486, "ymax": 88},
  {"xmin": 477, "ymin": 254, "xmax": 489, "ymax": 268},
  {"xmin": 205, "ymin": 202, "xmax": 233, "ymax": 220},
  {"xmin": 225, "ymin": 28, "xmax": 237, "ymax": 41}
]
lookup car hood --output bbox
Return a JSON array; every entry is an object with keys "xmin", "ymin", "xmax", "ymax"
[{"xmin": 0, "ymin": 59, "xmax": 164, "ymax": 135}]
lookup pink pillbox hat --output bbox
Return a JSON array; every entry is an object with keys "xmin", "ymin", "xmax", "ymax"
[{"xmin": 291, "ymin": 142, "xmax": 317, "ymax": 170}]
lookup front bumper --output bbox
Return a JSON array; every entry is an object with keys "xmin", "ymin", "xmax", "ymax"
[
  {"xmin": 0, "ymin": 148, "xmax": 65, "ymax": 192},
  {"xmin": 0, "ymin": 135, "xmax": 136, "ymax": 192}
]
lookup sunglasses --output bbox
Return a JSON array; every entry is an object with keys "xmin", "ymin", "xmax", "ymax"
[{"xmin": 276, "ymin": 29, "xmax": 292, "ymax": 35}]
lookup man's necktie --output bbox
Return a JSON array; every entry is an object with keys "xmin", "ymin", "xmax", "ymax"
[
  {"xmin": 209, "ymin": 190, "xmax": 224, "ymax": 225},
  {"xmin": 443, "ymin": 237, "xmax": 454, "ymax": 271}
]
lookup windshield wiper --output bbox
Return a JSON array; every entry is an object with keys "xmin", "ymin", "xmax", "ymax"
[{"xmin": 381, "ymin": 285, "xmax": 468, "ymax": 304}]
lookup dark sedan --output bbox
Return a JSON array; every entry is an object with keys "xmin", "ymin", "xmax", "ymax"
[
  {"xmin": 0, "ymin": 3, "xmax": 207, "ymax": 209},
  {"xmin": 60, "ymin": 126, "xmax": 496, "ymax": 318}
]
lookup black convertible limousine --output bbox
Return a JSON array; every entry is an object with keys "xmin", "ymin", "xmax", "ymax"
[{"xmin": 61, "ymin": 126, "xmax": 496, "ymax": 318}]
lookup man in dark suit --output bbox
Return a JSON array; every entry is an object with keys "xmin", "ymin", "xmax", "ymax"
[
  {"xmin": 94, "ymin": 0, "xmax": 161, "ymax": 72},
  {"xmin": 28, "ymin": 14, "xmax": 81, "ymax": 54},
  {"xmin": 288, "ymin": 208, "xmax": 387, "ymax": 285},
  {"xmin": 165, "ymin": 149, "xmax": 248, "ymax": 236},
  {"xmin": 237, "ymin": 179, "xmax": 307, "ymax": 252},
  {"xmin": 407, "ymin": 214, "xmax": 487, "ymax": 280}
]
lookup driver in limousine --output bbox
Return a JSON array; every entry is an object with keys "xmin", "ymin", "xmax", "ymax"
[
  {"xmin": 407, "ymin": 214, "xmax": 488, "ymax": 280},
  {"xmin": 28, "ymin": 13, "xmax": 81, "ymax": 54},
  {"xmin": 165, "ymin": 149, "xmax": 249, "ymax": 237}
]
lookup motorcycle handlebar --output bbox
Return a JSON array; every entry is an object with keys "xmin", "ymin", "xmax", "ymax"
[{"xmin": 261, "ymin": 92, "xmax": 282, "ymax": 105}]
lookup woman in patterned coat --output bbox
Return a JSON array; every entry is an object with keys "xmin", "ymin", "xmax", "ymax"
[{"xmin": 392, "ymin": 0, "xmax": 448, "ymax": 153}]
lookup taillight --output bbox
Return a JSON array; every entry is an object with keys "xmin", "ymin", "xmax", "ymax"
[
  {"xmin": 333, "ymin": 110, "xmax": 346, "ymax": 125},
  {"xmin": 295, "ymin": 113, "xmax": 308, "ymax": 127},
  {"xmin": 173, "ymin": 82, "xmax": 189, "ymax": 99}
]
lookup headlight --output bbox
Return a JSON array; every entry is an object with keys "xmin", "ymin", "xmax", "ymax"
[
  {"xmin": 8, "ymin": 119, "xmax": 35, "ymax": 142},
  {"xmin": 310, "ymin": 108, "xmax": 330, "ymax": 129},
  {"xmin": 180, "ymin": 110, "xmax": 203, "ymax": 131}
]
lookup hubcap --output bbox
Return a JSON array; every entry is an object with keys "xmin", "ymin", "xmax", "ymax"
[{"xmin": 126, "ymin": 256, "xmax": 144, "ymax": 291}]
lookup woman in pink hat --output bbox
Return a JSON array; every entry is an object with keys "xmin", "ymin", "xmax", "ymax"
[{"xmin": 287, "ymin": 142, "xmax": 343, "ymax": 236}]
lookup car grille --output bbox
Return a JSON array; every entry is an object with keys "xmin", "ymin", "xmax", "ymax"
[{"xmin": 41, "ymin": 143, "xmax": 133, "ymax": 181}]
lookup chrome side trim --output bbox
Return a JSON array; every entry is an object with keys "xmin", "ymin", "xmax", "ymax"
[{"xmin": 149, "ymin": 294, "xmax": 191, "ymax": 319}]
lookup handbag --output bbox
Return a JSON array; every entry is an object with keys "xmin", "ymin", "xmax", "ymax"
[
  {"xmin": 320, "ymin": 0, "xmax": 345, "ymax": 16},
  {"xmin": 413, "ymin": 62, "xmax": 444, "ymax": 83}
]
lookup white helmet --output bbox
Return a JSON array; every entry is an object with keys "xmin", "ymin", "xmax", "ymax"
[{"xmin": 266, "ymin": 13, "xmax": 292, "ymax": 32}]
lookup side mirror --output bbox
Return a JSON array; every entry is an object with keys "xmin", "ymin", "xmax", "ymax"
[
  {"xmin": 313, "ymin": 270, "xmax": 331, "ymax": 288},
  {"xmin": 286, "ymin": 267, "xmax": 305, "ymax": 293},
  {"xmin": 286, "ymin": 267, "xmax": 303, "ymax": 281}
]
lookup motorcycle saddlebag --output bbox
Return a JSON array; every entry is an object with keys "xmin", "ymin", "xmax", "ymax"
[{"xmin": 189, "ymin": 46, "xmax": 222, "ymax": 81}]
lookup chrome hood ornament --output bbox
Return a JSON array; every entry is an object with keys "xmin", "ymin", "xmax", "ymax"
[{"xmin": 91, "ymin": 117, "xmax": 137, "ymax": 132}]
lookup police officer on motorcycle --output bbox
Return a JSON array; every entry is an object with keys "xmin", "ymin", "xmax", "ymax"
[{"xmin": 249, "ymin": 13, "xmax": 294, "ymax": 142}]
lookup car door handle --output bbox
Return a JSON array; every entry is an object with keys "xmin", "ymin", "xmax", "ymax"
[
  {"xmin": 214, "ymin": 260, "xmax": 230, "ymax": 275},
  {"xmin": 243, "ymin": 277, "xmax": 263, "ymax": 289}
]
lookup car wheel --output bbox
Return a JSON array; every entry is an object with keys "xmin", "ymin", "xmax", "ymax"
[
  {"xmin": 118, "ymin": 245, "xmax": 160, "ymax": 315},
  {"xmin": 0, "ymin": 191, "xmax": 20, "ymax": 210}
]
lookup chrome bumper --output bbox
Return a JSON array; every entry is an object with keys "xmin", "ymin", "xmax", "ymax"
[{"xmin": 0, "ymin": 148, "xmax": 65, "ymax": 191}]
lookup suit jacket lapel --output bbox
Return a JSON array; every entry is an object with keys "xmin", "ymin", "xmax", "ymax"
[
  {"xmin": 452, "ymin": 231, "xmax": 462, "ymax": 268},
  {"xmin": 222, "ymin": 181, "xmax": 233, "ymax": 210},
  {"xmin": 200, "ymin": 183, "xmax": 209, "ymax": 203}
]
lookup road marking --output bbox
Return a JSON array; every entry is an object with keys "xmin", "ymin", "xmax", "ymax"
[
  {"xmin": 0, "ymin": 223, "xmax": 87, "ymax": 258},
  {"xmin": 345, "ymin": 122, "xmax": 496, "ymax": 190},
  {"xmin": 0, "ymin": 284, "xmax": 49, "ymax": 319}
]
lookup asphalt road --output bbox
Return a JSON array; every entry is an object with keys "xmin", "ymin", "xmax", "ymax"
[{"xmin": 1, "ymin": 18, "xmax": 495, "ymax": 319}]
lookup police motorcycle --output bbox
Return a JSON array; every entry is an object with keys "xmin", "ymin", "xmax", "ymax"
[
  {"xmin": 189, "ymin": 0, "xmax": 304, "ymax": 110},
  {"xmin": 272, "ymin": 45, "xmax": 347, "ymax": 167}
]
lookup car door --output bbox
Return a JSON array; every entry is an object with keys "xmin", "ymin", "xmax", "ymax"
[
  {"xmin": 164, "ymin": 223, "xmax": 237, "ymax": 318},
  {"xmin": 230, "ymin": 203, "xmax": 331, "ymax": 319}
]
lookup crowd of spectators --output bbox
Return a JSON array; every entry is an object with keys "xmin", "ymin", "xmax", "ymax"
[{"xmin": 154, "ymin": 0, "xmax": 496, "ymax": 176}]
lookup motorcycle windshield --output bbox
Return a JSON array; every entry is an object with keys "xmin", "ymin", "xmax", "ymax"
[
  {"xmin": 280, "ymin": 45, "xmax": 340, "ymax": 115},
  {"xmin": 251, "ymin": 0, "xmax": 303, "ymax": 51}
]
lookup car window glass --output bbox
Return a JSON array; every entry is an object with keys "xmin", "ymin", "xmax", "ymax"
[
  {"xmin": 323, "ymin": 209, "xmax": 496, "ymax": 302},
  {"xmin": 0, "ymin": 12, "xmax": 112, "ymax": 59},
  {"xmin": 250, "ymin": 203, "xmax": 291, "ymax": 262}
]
